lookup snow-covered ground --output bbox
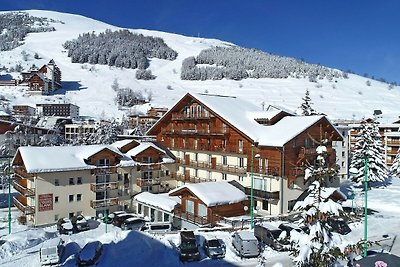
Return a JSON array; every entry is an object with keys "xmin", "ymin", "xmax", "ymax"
[
  {"xmin": 0, "ymin": 178, "xmax": 399, "ymax": 266},
  {"xmin": 0, "ymin": 10, "xmax": 399, "ymax": 121}
]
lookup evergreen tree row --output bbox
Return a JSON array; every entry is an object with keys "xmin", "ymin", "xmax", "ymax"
[
  {"xmin": 181, "ymin": 46, "xmax": 345, "ymax": 81},
  {"xmin": 0, "ymin": 12, "xmax": 57, "ymax": 51},
  {"xmin": 63, "ymin": 29, "xmax": 178, "ymax": 69}
]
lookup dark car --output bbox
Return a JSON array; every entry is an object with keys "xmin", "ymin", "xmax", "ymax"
[
  {"xmin": 179, "ymin": 231, "xmax": 200, "ymax": 262},
  {"xmin": 104, "ymin": 211, "xmax": 126, "ymax": 224},
  {"xmin": 121, "ymin": 217, "xmax": 148, "ymax": 231},
  {"xmin": 278, "ymin": 223, "xmax": 302, "ymax": 236},
  {"xmin": 329, "ymin": 218, "xmax": 351, "ymax": 235},
  {"xmin": 71, "ymin": 215, "xmax": 90, "ymax": 233},
  {"xmin": 77, "ymin": 241, "xmax": 103, "ymax": 266},
  {"xmin": 112, "ymin": 213, "xmax": 136, "ymax": 227},
  {"xmin": 203, "ymin": 238, "xmax": 226, "ymax": 259},
  {"xmin": 254, "ymin": 223, "xmax": 286, "ymax": 251},
  {"xmin": 57, "ymin": 217, "xmax": 74, "ymax": 235}
]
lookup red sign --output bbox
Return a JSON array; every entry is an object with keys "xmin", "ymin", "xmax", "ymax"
[{"xmin": 38, "ymin": 194, "xmax": 53, "ymax": 212}]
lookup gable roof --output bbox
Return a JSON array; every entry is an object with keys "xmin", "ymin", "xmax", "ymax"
[
  {"xmin": 133, "ymin": 192, "xmax": 180, "ymax": 212},
  {"xmin": 148, "ymin": 93, "xmax": 341, "ymax": 147},
  {"xmin": 15, "ymin": 145, "xmax": 123, "ymax": 173},
  {"xmin": 169, "ymin": 181, "xmax": 247, "ymax": 207}
]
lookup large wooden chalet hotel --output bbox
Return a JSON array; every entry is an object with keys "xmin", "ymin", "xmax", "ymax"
[{"xmin": 148, "ymin": 92, "xmax": 342, "ymax": 215}]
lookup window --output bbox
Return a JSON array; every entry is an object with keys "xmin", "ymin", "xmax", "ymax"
[
  {"xmin": 198, "ymin": 203, "xmax": 207, "ymax": 217},
  {"xmin": 239, "ymin": 176, "xmax": 244, "ymax": 182},
  {"xmin": 77, "ymin": 177, "xmax": 82, "ymax": 184},
  {"xmin": 55, "ymin": 179, "xmax": 59, "ymax": 186},
  {"xmin": 77, "ymin": 194, "xmax": 82, "ymax": 201},
  {"xmin": 69, "ymin": 212, "xmax": 74, "ymax": 218},
  {"xmin": 55, "ymin": 214, "xmax": 59, "ymax": 221},
  {"xmin": 69, "ymin": 195, "xmax": 74, "ymax": 202},
  {"xmin": 186, "ymin": 200, "xmax": 194, "ymax": 214},
  {"xmin": 96, "ymin": 158, "xmax": 110, "ymax": 166},
  {"xmin": 55, "ymin": 196, "xmax": 59, "ymax": 203},
  {"xmin": 239, "ymin": 157, "xmax": 244, "ymax": 168},
  {"xmin": 138, "ymin": 204, "xmax": 142, "ymax": 214},
  {"xmin": 238, "ymin": 140, "xmax": 243, "ymax": 152},
  {"xmin": 262, "ymin": 200, "xmax": 269, "ymax": 211},
  {"xmin": 165, "ymin": 170, "xmax": 169, "ymax": 176},
  {"xmin": 265, "ymin": 158, "xmax": 269, "ymax": 173},
  {"xmin": 342, "ymin": 151, "xmax": 345, "ymax": 157},
  {"xmin": 163, "ymin": 213, "xmax": 170, "ymax": 222},
  {"xmin": 222, "ymin": 156, "xmax": 227, "ymax": 165},
  {"xmin": 69, "ymin": 178, "xmax": 74, "ymax": 185},
  {"xmin": 118, "ymin": 173, "xmax": 123, "ymax": 181}
]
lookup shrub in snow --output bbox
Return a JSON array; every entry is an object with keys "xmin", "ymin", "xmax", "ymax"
[
  {"xmin": 291, "ymin": 143, "xmax": 344, "ymax": 267},
  {"xmin": 136, "ymin": 69, "xmax": 156, "ymax": 80},
  {"xmin": 349, "ymin": 120, "xmax": 388, "ymax": 187}
]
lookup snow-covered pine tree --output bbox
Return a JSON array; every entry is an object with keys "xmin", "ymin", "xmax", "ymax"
[
  {"xmin": 299, "ymin": 89, "xmax": 318, "ymax": 116},
  {"xmin": 389, "ymin": 149, "xmax": 400, "ymax": 178},
  {"xmin": 291, "ymin": 143, "xmax": 343, "ymax": 267},
  {"xmin": 349, "ymin": 120, "xmax": 388, "ymax": 186}
]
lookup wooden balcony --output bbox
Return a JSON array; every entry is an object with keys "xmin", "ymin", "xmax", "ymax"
[
  {"xmin": 297, "ymin": 147, "xmax": 333, "ymax": 158},
  {"xmin": 13, "ymin": 166, "xmax": 34, "ymax": 179},
  {"xmin": 229, "ymin": 180, "xmax": 280, "ymax": 200},
  {"xmin": 136, "ymin": 178, "xmax": 161, "ymax": 187},
  {"xmin": 247, "ymin": 166, "xmax": 281, "ymax": 177},
  {"xmin": 90, "ymin": 197, "xmax": 118, "ymax": 209},
  {"xmin": 387, "ymin": 150, "xmax": 399, "ymax": 156},
  {"xmin": 164, "ymin": 128, "xmax": 229, "ymax": 137},
  {"xmin": 90, "ymin": 166, "xmax": 116, "ymax": 175},
  {"xmin": 387, "ymin": 140, "xmax": 400, "ymax": 145},
  {"xmin": 90, "ymin": 182, "xmax": 118, "ymax": 192},
  {"xmin": 171, "ymin": 172, "xmax": 216, "ymax": 183},
  {"xmin": 13, "ymin": 196, "xmax": 35, "ymax": 215},
  {"xmin": 138, "ymin": 163, "xmax": 162, "ymax": 171},
  {"xmin": 13, "ymin": 180, "xmax": 35, "ymax": 197},
  {"xmin": 173, "ymin": 208, "xmax": 215, "ymax": 225},
  {"xmin": 215, "ymin": 163, "xmax": 247, "ymax": 175},
  {"xmin": 171, "ymin": 113, "xmax": 214, "ymax": 121}
]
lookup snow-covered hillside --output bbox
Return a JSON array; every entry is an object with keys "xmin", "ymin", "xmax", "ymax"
[{"xmin": 0, "ymin": 10, "xmax": 399, "ymax": 121}]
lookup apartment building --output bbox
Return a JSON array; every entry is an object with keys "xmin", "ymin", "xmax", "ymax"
[
  {"xmin": 36, "ymin": 103, "xmax": 80, "ymax": 119},
  {"xmin": 147, "ymin": 93, "xmax": 342, "ymax": 216},
  {"xmin": 64, "ymin": 122, "xmax": 96, "ymax": 141},
  {"xmin": 12, "ymin": 139, "xmax": 176, "ymax": 226}
]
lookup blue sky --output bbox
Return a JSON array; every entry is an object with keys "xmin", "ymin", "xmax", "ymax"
[{"xmin": 2, "ymin": 0, "xmax": 399, "ymax": 83}]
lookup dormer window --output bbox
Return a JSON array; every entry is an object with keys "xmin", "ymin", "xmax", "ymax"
[{"xmin": 96, "ymin": 158, "xmax": 110, "ymax": 166}]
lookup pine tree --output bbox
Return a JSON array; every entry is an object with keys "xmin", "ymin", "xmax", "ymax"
[
  {"xmin": 389, "ymin": 149, "xmax": 400, "ymax": 178},
  {"xmin": 291, "ymin": 143, "xmax": 343, "ymax": 267},
  {"xmin": 299, "ymin": 89, "xmax": 318, "ymax": 116},
  {"xmin": 349, "ymin": 120, "xmax": 388, "ymax": 186}
]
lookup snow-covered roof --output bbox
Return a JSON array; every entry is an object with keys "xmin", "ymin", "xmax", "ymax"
[
  {"xmin": 16, "ymin": 144, "xmax": 123, "ymax": 173},
  {"xmin": 169, "ymin": 181, "xmax": 247, "ymax": 207},
  {"xmin": 157, "ymin": 93, "xmax": 330, "ymax": 147},
  {"xmin": 125, "ymin": 142, "xmax": 165, "ymax": 158},
  {"xmin": 236, "ymin": 231, "xmax": 257, "ymax": 241},
  {"xmin": 134, "ymin": 192, "xmax": 180, "ymax": 212}
]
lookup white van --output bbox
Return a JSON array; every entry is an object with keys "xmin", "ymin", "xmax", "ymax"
[
  {"xmin": 232, "ymin": 230, "xmax": 259, "ymax": 258},
  {"xmin": 141, "ymin": 222, "xmax": 172, "ymax": 234},
  {"xmin": 40, "ymin": 238, "xmax": 65, "ymax": 266}
]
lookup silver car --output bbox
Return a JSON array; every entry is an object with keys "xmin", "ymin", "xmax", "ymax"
[{"xmin": 203, "ymin": 238, "xmax": 226, "ymax": 259}]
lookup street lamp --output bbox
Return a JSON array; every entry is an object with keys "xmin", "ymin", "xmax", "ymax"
[{"xmin": 250, "ymin": 143, "xmax": 260, "ymax": 230}]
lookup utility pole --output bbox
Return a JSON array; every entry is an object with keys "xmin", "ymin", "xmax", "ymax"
[
  {"xmin": 7, "ymin": 155, "xmax": 11, "ymax": 234},
  {"xmin": 250, "ymin": 144, "xmax": 254, "ymax": 229}
]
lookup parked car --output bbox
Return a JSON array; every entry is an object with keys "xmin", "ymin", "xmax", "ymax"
[
  {"xmin": 40, "ymin": 238, "xmax": 65, "ymax": 266},
  {"xmin": 104, "ymin": 211, "xmax": 126, "ymax": 224},
  {"xmin": 71, "ymin": 215, "xmax": 90, "ymax": 233},
  {"xmin": 77, "ymin": 241, "xmax": 103, "ymax": 266},
  {"xmin": 140, "ymin": 222, "xmax": 172, "ymax": 234},
  {"xmin": 203, "ymin": 237, "xmax": 226, "ymax": 259},
  {"xmin": 179, "ymin": 231, "xmax": 200, "ymax": 262},
  {"xmin": 329, "ymin": 217, "xmax": 351, "ymax": 235},
  {"xmin": 231, "ymin": 230, "xmax": 260, "ymax": 258},
  {"xmin": 112, "ymin": 213, "xmax": 136, "ymax": 227},
  {"xmin": 121, "ymin": 217, "xmax": 148, "ymax": 231},
  {"xmin": 254, "ymin": 223, "xmax": 286, "ymax": 251},
  {"xmin": 57, "ymin": 218, "xmax": 73, "ymax": 235}
]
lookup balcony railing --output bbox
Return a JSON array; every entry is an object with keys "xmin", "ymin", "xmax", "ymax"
[
  {"xmin": 136, "ymin": 178, "xmax": 161, "ymax": 187},
  {"xmin": 247, "ymin": 166, "xmax": 281, "ymax": 177},
  {"xmin": 171, "ymin": 172, "xmax": 216, "ymax": 183},
  {"xmin": 229, "ymin": 180, "xmax": 280, "ymax": 200},
  {"xmin": 171, "ymin": 113, "xmax": 213, "ymax": 121},
  {"xmin": 387, "ymin": 150, "xmax": 399, "ymax": 155},
  {"xmin": 173, "ymin": 208, "xmax": 214, "ymax": 225},
  {"xmin": 90, "ymin": 197, "xmax": 118, "ymax": 209},
  {"xmin": 215, "ymin": 163, "xmax": 247, "ymax": 175},
  {"xmin": 164, "ymin": 128, "xmax": 229, "ymax": 137},
  {"xmin": 91, "ymin": 166, "xmax": 116, "ymax": 175},
  {"xmin": 13, "ymin": 167, "xmax": 34, "ymax": 179},
  {"xmin": 90, "ymin": 182, "xmax": 118, "ymax": 192},
  {"xmin": 387, "ymin": 140, "xmax": 400, "ymax": 145},
  {"xmin": 13, "ymin": 180, "xmax": 35, "ymax": 197},
  {"xmin": 138, "ymin": 163, "xmax": 161, "ymax": 171},
  {"xmin": 13, "ymin": 196, "xmax": 35, "ymax": 215},
  {"xmin": 297, "ymin": 147, "xmax": 333, "ymax": 157}
]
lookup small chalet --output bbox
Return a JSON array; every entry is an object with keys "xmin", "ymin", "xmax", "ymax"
[
  {"xmin": 169, "ymin": 181, "xmax": 249, "ymax": 227},
  {"xmin": 25, "ymin": 60, "xmax": 62, "ymax": 95},
  {"xmin": 133, "ymin": 192, "xmax": 180, "ymax": 223}
]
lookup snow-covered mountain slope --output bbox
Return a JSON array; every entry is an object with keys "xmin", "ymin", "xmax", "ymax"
[{"xmin": 0, "ymin": 10, "xmax": 399, "ymax": 121}]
